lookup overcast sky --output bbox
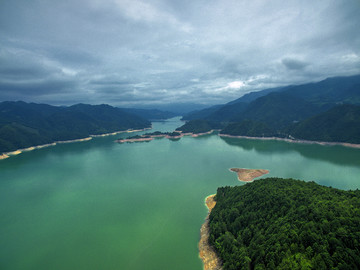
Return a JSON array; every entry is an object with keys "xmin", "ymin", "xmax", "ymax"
[{"xmin": 1, "ymin": 0, "xmax": 360, "ymax": 107}]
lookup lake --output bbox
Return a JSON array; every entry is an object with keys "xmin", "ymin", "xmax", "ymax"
[{"xmin": 1, "ymin": 117, "xmax": 360, "ymax": 270}]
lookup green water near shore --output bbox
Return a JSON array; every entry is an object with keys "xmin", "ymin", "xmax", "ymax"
[{"xmin": 1, "ymin": 117, "xmax": 360, "ymax": 269}]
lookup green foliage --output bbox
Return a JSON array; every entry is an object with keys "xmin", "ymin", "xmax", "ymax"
[
  {"xmin": 220, "ymin": 120, "xmax": 277, "ymax": 137},
  {"xmin": 289, "ymin": 104, "xmax": 360, "ymax": 144},
  {"xmin": 209, "ymin": 178, "xmax": 360, "ymax": 270},
  {"xmin": 0, "ymin": 101, "xmax": 151, "ymax": 153},
  {"xmin": 231, "ymin": 93, "xmax": 323, "ymax": 129},
  {"xmin": 176, "ymin": 119, "xmax": 222, "ymax": 133}
]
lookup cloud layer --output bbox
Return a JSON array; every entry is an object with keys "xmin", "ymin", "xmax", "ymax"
[{"xmin": 1, "ymin": 0, "xmax": 360, "ymax": 106}]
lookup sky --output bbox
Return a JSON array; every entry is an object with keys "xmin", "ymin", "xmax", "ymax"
[{"xmin": 1, "ymin": 0, "xmax": 360, "ymax": 107}]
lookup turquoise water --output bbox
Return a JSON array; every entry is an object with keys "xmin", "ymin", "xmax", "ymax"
[{"xmin": 1, "ymin": 117, "xmax": 360, "ymax": 269}]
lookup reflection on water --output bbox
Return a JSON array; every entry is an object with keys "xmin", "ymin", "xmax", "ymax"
[{"xmin": 220, "ymin": 136, "xmax": 360, "ymax": 167}]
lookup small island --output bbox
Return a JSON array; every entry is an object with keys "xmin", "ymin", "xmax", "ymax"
[
  {"xmin": 229, "ymin": 168, "xmax": 269, "ymax": 182},
  {"xmin": 116, "ymin": 129, "xmax": 214, "ymax": 144}
]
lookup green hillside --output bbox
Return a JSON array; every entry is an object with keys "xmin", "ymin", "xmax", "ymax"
[
  {"xmin": 220, "ymin": 120, "xmax": 276, "ymax": 137},
  {"xmin": 289, "ymin": 104, "xmax": 360, "ymax": 144},
  {"xmin": 209, "ymin": 178, "xmax": 360, "ymax": 270},
  {"xmin": 0, "ymin": 101, "xmax": 151, "ymax": 153}
]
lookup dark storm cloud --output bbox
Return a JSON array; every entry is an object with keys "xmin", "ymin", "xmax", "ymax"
[
  {"xmin": 0, "ymin": 0, "xmax": 359, "ymax": 106},
  {"xmin": 282, "ymin": 58, "xmax": 309, "ymax": 71}
]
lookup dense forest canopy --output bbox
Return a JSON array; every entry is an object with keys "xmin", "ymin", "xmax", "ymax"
[{"xmin": 209, "ymin": 178, "xmax": 360, "ymax": 270}]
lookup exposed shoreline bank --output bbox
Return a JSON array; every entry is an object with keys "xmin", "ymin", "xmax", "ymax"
[
  {"xmin": 219, "ymin": 134, "xmax": 360, "ymax": 149},
  {"xmin": 0, "ymin": 127, "xmax": 151, "ymax": 160},
  {"xmin": 229, "ymin": 168, "xmax": 269, "ymax": 182},
  {"xmin": 199, "ymin": 194, "xmax": 223, "ymax": 270}
]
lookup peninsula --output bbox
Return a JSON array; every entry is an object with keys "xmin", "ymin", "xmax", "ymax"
[{"xmin": 229, "ymin": 168, "xmax": 269, "ymax": 182}]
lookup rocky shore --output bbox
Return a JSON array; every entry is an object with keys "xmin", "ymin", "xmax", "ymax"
[{"xmin": 199, "ymin": 195, "xmax": 223, "ymax": 270}]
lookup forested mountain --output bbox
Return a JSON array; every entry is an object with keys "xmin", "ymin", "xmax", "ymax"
[
  {"xmin": 230, "ymin": 93, "xmax": 322, "ymax": 129},
  {"xmin": 220, "ymin": 120, "xmax": 276, "ymax": 137},
  {"xmin": 282, "ymin": 74, "xmax": 360, "ymax": 106},
  {"xmin": 182, "ymin": 86, "xmax": 284, "ymax": 121},
  {"xmin": 121, "ymin": 108, "xmax": 177, "ymax": 120},
  {"xmin": 0, "ymin": 101, "xmax": 151, "ymax": 153},
  {"xmin": 289, "ymin": 104, "xmax": 360, "ymax": 144},
  {"xmin": 227, "ymin": 86, "xmax": 285, "ymax": 104},
  {"xmin": 175, "ymin": 119, "xmax": 222, "ymax": 133},
  {"xmin": 182, "ymin": 105, "xmax": 224, "ymax": 121},
  {"xmin": 183, "ymin": 74, "xmax": 360, "ymax": 124},
  {"xmin": 209, "ymin": 178, "xmax": 360, "ymax": 270},
  {"xmin": 179, "ymin": 74, "xmax": 360, "ymax": 144},
  {"xmin": 206, "ymin": 102, "xmax": 249, "ymax": 122}
]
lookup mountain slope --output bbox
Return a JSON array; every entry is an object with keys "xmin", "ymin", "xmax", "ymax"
[
  {"xmin": 0, "ymin": 101, "xmax": 151, "ymax": 153},
  {"xmin": 282, "ymin": 74, "xmax": 360, "ymax": 105},
  {"xmin": 232, "ymin": 92, "xmax": 322, "ymax": 129},
  {"xmin": 181, "ymin": 105, "xmax": 224, "ymax": 121},
  {"xmin": 289, "ymin": 104, "xmax": 360, "ymax": 144}
]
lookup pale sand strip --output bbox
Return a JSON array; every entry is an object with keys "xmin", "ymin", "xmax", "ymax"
[
  {"xmin": 116, "ymin": 137, "xmax": 153, "ymax": 143},
  {"xmin": 219, "ymin": 134, "xmax": 360, "ymax": 149},
  {"xmin": 229, "ymin": 168, "xmax": 269, "ymax": 182},
  {"xmin": 0, "ymin": 127, "xmax": 152, "ymax": 161},
  {"xmin": 199, "ymin": 195, "xmax": 223, "ymax": 270}
]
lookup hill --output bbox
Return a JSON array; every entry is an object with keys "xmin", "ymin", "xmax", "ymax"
[
  {"xmin": 181, "ymin": 105, "xmax": 224, "ymax": 121},
  {"xmin": 289, "ymin": 104, "xmax": 360, "ymax": 144},
  {"xmin": 0, "ymin": 101, "xmax": 151, "ymax": 153},
  {"xmin": 220, "ymin": 120, "xmax": 277, "ymax": 137},
  {"xmin": 175, "ymin": 119, "xmax": 222, "ymax": 134},
  {"xmin": 209, "ymin": 178, "xmax": 360, "ymax": 270},
  {"xmin": 182, "ymin": 74, "xmax": 360, "ymax": 125},
  {"xmin": 230, "ymin": 92, "xmax": 322, "ymax": 129},
  {"xmin": 282, "ymin": 74, "xmax": 360, "ymax": 106}
]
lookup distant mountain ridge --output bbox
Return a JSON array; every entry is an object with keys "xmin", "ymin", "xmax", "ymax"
[
  {"xmin": 183, "ymin": 74, "xmax": 360, "ymax": 122},
  {"xmin": 121, "ymin": 108, "xmax": 177, "ymax": 120},
  {"xmin": 0, "ymin": 101, "xmax": 151, "ymax": 153},
  {"xmin": 179, "ymin": 74, "xmax": 360, "ymax": 144}
]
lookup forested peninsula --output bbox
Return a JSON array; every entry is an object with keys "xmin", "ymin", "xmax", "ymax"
[{"xmin": 208, "ymin": 178, "xmax": 360, "ymax": 270}]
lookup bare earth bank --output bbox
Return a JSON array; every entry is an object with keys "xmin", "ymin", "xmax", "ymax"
[{"xmin": 199, "ymin": 194, "xmax": 223, "ymax": 270}]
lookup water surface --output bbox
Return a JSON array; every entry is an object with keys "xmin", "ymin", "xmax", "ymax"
[{"xmin": 1, "ymin": 117, "xmax": 359, "ymax": 269}]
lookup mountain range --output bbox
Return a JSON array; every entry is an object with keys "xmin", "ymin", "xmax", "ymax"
[{"xmin": 179, "ymin": 74, "xmax": 360, "ymax": 144}]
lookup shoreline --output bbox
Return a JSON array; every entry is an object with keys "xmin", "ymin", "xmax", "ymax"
[
  {"xmin": 0, "ymin": 127, "xmax": 151, "ymax": 161},
  {"xmin": 116, "ymin": 137, "xmax": 153, "ymax": 143},
  {"xmin": 199, "ymin": 194, "xmax": 223, "ymax": 270},
  {"xmin": 219, "ymin": 134, "xmax": 360, "ymax": 149},
  {"xmin": 229, "ymin": 168, "xmax": 269, "ymax": 182}
]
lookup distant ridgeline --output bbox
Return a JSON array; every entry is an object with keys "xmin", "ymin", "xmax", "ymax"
[
  {"xmin": 0, "ymin": 101, "xmax": 151, "ymax": 153},
  {"xmin": 178, "ymin": 74, "xmax": 360, "ymax": 144},
  {"xmin": 209, "ymin": 178, "xmax": 360, "ymax": 270}
]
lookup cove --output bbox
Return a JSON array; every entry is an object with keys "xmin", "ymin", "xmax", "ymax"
[{"xmin": 0, "ymin": 117, "xmax": 360, "ymax": 270}]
